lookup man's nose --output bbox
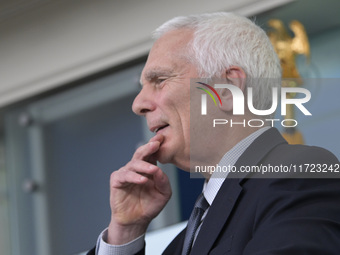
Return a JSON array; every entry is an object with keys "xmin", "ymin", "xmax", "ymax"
[{"xmin": 132, "ymin": 87, "xmax": 155, "ymax": 116}]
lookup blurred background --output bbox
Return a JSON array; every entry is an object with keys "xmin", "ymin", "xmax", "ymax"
[{"xmin": 0, "ymin": 0, "xmax": 339, "ymax": 254}]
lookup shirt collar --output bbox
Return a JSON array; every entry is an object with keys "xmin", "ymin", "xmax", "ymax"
[{"xmin": 203, "ymin": 127, "xmax": 270, "ymax": 205}]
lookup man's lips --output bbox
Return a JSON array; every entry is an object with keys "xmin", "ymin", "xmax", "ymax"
[{"xmin": 150, "ymin": 124, "xmax": 170, "ymax": 134}]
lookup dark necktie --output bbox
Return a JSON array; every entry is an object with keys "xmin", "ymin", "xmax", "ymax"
[{"xmin": 182, "ymin": 193, "xmax": 209, "ymax": 255}]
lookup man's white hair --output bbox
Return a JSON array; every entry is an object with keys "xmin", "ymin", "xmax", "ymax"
[{"xmin": 153, "ymin": 12, "xmax": 281, "ymax": 111}]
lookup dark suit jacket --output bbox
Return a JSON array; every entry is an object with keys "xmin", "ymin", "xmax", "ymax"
[{"xmin": 88, "ymin": 128, "xmax": 340, "ymax": 255}]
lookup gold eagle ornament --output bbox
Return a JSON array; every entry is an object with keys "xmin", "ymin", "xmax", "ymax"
[{"xmin": 267, "ymin": 19, "xmax": 310, "ymax": 144}]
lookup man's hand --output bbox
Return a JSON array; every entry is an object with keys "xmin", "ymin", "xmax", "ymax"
[{"xmin": 107, "ymin": 134, "xmax": 172, "ymax": 245}]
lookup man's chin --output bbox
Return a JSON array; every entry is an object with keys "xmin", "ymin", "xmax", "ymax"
[
  {"xmin": 154, "ymin": 152, "xmax": 169, "ymax": 165},
  {"xmin": 156, "ymin": 150, "xmax": 191, "ymax": 171},
  {"xmin": 154, "ymin": 147, "xmax": 172, "ymax": 165}
]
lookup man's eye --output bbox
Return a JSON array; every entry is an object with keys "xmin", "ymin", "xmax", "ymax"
[
  {"xmin": 157, "ymin": 78, "xmax": 167, "ymax": 83},
  {"xmin": 154, "ymin": 78, "xmax": 168, "ymax": 87}
]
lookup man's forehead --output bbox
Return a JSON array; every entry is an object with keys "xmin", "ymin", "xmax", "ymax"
[
  {"xmin": 148, "ymin": 28, "xmax": 193, "ymax": 59},
  {"xmin": 139, "ymin": 30, "xmax": 194, "ymax": 85},
  {"xmin": 153, "ymin": 28, "xmax": 193, "ymax": 47}
]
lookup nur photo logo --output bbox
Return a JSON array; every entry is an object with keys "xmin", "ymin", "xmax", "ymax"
[{"xmin": 195, "ymin": 80, "xmax": 312, "ymax": 128}]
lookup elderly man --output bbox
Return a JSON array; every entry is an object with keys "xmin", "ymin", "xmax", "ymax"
[{"xmin": 88, "ymin": 12, "xmax": 340, "ymax": 254}]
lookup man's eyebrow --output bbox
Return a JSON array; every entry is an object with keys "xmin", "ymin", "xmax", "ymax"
[{"xmin": 140, "ymin": 68, "xmax": 175, "ymax": 86}]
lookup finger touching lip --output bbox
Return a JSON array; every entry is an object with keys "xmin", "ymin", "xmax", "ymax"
[{"xmin": 149, "ymin": 134, "xmax": 165, "ymax": 144}]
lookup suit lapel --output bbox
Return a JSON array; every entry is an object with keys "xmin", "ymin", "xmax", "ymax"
[
  {"xmin": 190, "ymin": 128, "xmax": 287, "ymax": 254},
  {"xmin": 162, "ymin": 228, "xmax": 186, "ymax": 255}
]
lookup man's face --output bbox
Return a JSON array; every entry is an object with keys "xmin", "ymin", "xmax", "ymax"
[{"xmin": 132, "ymin": 29, "xmax": 197, "ymax": 170}]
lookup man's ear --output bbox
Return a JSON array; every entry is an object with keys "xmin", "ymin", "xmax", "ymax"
[{"xmin": 218, "ymin": 66, "xmax": 246, "ymax": 112}]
